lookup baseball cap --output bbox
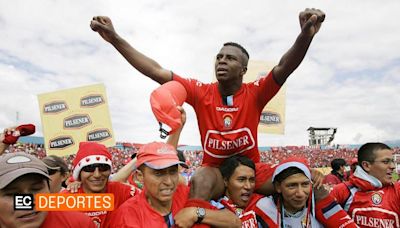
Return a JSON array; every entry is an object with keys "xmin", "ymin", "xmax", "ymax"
[
  {"xmin": 136, "ymin": 142, "xmax": 188, "ymax": 170},
  {"xmin": 0, "ymin": 152, "xmax": 49, "ymax": 189},
  {"xmin": 150, "ymin": 81, "xmax": 187, "ymax": 139}
]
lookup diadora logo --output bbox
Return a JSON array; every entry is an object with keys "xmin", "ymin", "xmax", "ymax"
[
  {"xmin": 64, "ymin": 114, "xmax": 91, "ymax": 129},
  {"xmin": 43, "ymin": 101, "xmax": 68, "ymax": 114},
  {"xmin": 216, "ymin": 107, "xmax": 239, "ymax": 112},
  {"xmin": 204, "ymin": 128, "xmax": 255, "ymax": 158},
  {"xmin": 80, "ymin": 94, "xmax": 104, "ymax": 107},
  {"xmin": 260, "ymin": 111, "xmax": 281, "ymax": 125},
  {"xmin": 87, "ymin": 129, "xmax": 111, "ymax": 142},
  {"xmin": 49, "ymin": 136, "xmax": 74, "ymax": 149}
]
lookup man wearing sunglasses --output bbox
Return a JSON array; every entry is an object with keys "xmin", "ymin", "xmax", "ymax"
[
  {"xmin": 330, "ymin": 142, "xmax": 400, "ymax": 227},
  {"xmin": 62, "ymin": 141, "xmax": 138, "ymax": 228}
]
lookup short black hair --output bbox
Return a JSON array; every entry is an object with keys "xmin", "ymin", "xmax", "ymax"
[
  {"xmin": 358, "ymin": 142, "xmax": 391, "ymax": 166},
  {"xmin": 273, "ymin": 167, "xmax": 305, "ymax": 184},
  {"xmin": 42, "ymin": 155, "xmax": 69, "ymax": 175},
  {"xmin": 219, "ymin": 155, "xmax": 255, "ymax": 181},
  {"xmin": 223, "ymin": 42, "xmax": 250, "ymax": 67},
  {"xmin": 330, "ymin": 158, "xmax": 346, "ymax": 171}
]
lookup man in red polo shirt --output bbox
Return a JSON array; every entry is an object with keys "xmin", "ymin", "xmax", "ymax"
[{"xmin": 91, "ymin": 7, "xmax": 325, "ymax": 210}]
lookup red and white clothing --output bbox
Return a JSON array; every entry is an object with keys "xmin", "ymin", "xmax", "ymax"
[
  {"xmin": 213, "ymin": 193, "xmax": 264, "ymax": 227},
  {"xmin": 61, "ymin": 181, "xmax": 137, "ymax": 228},
  {"xmin": 173, "ymin": 71, "xmax": 281, "ymax": 167},
  {"xmin": 331, "ymin": 167, "xmax": 400, "ymax": 228},
  {"xmin": 41, "ymin": 211, "xmax": 95, "ymax": 228},
  {"xmin": 109, "ymin": 184, "xmax": 190, "ymax": 228}
]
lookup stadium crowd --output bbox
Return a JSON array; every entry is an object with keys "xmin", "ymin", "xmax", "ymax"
[{"xmin": 3, "ymin": 142, "xmax": 400, "ymax": 173}]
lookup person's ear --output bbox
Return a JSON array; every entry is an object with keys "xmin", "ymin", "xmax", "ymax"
[
  {"xmin": 241, "ymin": 66, "xmax": 247, "ymax": 75},
  {"xmin": 274, "ymin": 182, "xmax": 282, "ymax": 193},
  {"xmin": 361, "ymin": 161, "xmax": 371, "ymax": 172}
]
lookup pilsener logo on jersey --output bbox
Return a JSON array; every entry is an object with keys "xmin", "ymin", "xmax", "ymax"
[
  {"xmin": 353, "ymin": 208, "xmax": 399, "ymax": 228},
  {"xmin": 204, "ymin": 128, "xmax": 255, "ymax": 158}
]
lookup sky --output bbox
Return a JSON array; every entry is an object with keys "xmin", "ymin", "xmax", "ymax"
[{"xmin": 0, "ymin": 0, "xmax": 399, "ymax": 147}]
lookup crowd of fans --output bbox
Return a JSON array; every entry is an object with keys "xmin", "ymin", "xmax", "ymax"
[{"xmin": 5, "ymin": 142, "xmax": 400, "ymax": 172}]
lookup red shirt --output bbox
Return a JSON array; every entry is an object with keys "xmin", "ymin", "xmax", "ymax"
[
  {"xmin": 331, "ymin": 175, "xmax": 400, "ymax": 228},
  {"xmin": 41, "ymin": 211, "xmax": 95, "ymax": 228},
  {"xmin": 173, "ymin": 71, "xmax": 281, "ymax": 166},
  {"xmin": 219, "ymin": 193, "xmax": 264, "ymax": 227},
  {"xmin": 61, "ymin": 181, "xmax": 137, "ymax": 228},
  {"xmin": 323, "ymin": 173, "xmax": 343, "ymax": 185},
  {"xmin": 109, "ymin": 184, "xmax": 190, "ymax": 228}
]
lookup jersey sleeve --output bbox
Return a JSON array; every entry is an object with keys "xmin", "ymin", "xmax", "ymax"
[
  {"xmin": 315, "ymin": 194, "xmax": 358, "ymax": 228},
  {"xmin": 172, "ymin": 73, "xmax": 198, "ymax": 107},
  {"xmin": 250, "ymin": 71, "xmax": 281, "ymax": 111},
  {"xmin": 329, "ymin": 183, "xmax": 350, "ymax": 206}
]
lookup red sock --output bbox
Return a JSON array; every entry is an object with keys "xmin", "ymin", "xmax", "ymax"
[{"xmin": 3, "ymin": 124, "xmax": 35, "ymax": 144}]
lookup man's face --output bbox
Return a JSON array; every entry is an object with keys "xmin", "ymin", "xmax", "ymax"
[
  {"xmin": 142, "ymin": 165, "xmax": 179, "ymax": 206},
  {"xmin": 80, "ymin": 164, "xmax": 111, "ymax": 193},
  {"xmin": 215, "ymin": 46, "xmax": 247, "ymax": 83},
  {"xmin": 275, "ymin": 173, "xmax": 311, "ymax": 213},
  {"xmin": 48, "ymin": 170, "xmax": 67, "ymax": 193},
  {"xmin": 0, "ymin": 174, "xmax": 49, "ymax": 228},
  {"xmin": 363, "ymin": 149, "xmax": 395, "ymax": 185},
  {"xmin": 225, "ymin": 164, "xmax": 255, "ymax": 208}
]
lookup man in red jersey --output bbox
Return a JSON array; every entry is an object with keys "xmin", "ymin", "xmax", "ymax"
[
  {"xmin": 62, "ymin": 142, "xmax": 138, "ymax": 228},
  {"xmin": 331, "ymin": 142, "xmax": 400, "ymax": 228},
  {"xmin": 91, "ymin": 7, "xmax": 325, "ymax": 210}
]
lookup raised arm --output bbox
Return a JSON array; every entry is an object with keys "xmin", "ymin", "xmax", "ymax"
[
  {"xmin": 272, "ymin": 8, "xmax": 325, "ymax": 85},
  {"xmin": 90, "ymin": 16, "xmax": 172, "ymax": 84},
  {"xmin": 166, "ymin": 106, "xmax": 186, "ymax": 149},
  {"xmin": 0, "ymin": 126, "xmax": 19, "ymax": 155}
]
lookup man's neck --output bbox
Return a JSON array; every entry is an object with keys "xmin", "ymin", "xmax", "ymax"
[
  {"xmin": 146, "ymin": 195, "xmax": 172, "ymax": 216},
  {"xmin": 218, "ymin": 81, "xmax": 242, "ymax": 97}
]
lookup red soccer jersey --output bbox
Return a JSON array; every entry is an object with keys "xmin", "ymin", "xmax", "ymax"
[
  {"xmin": 109, "ymin": 184, "xmax": 190, "ymax": 228},
  {"xmin": 331, "ymin": 176, "xmax": 400, "ymax": 228},
  {"xmin": 173, "ymin": 71, "xmax": 281, "ymax": 166},
  {"xmin": 41, "ymin": 211, "xmax": 95, "ymax": 228},
  {"xmin": 61, "ymin": 181, "xmax": 137, "ymax": 228}
]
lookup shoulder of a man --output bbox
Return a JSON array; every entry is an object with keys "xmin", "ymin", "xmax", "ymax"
[
  {"xmin": 108, "ymin": 191, "xmax": 148, "ymax": 227},
  {"xmin": 330, "ymin": 181, "xmax": 352, "ymax": 204},
  {"xmin": 41, "ymin": 211, "xmax": 95, "ymax": 228}
]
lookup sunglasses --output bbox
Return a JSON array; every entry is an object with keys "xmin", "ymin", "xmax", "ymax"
[{"xmin": 81, "ymin": 164, "xmax": 111, "ymax": 172}]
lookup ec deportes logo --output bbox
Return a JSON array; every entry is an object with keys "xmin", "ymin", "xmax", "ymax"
[{"xmin": 14, "ymin": 193, "xmax": 114, "ymax": 211}]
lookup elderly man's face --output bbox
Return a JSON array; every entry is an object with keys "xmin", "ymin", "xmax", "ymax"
[
  {"xmin": 0, "ymin": 174, "xmax": 49, "ymax": 228},
  {"xmin": 142, "ymin": 165, "xmax": 179, "ymax": 207}
]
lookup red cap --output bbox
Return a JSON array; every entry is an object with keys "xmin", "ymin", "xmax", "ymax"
[
  {"xmin": 136, "ymin": 142, "xmax": 188, "ymax": 170},
  {"xmin": 2, "ymin": 124, "xmax": 36, "ymax": 145},
  {"xmin": 150, "ymin": 81, "xmax": 187, "ymax": 138}
]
